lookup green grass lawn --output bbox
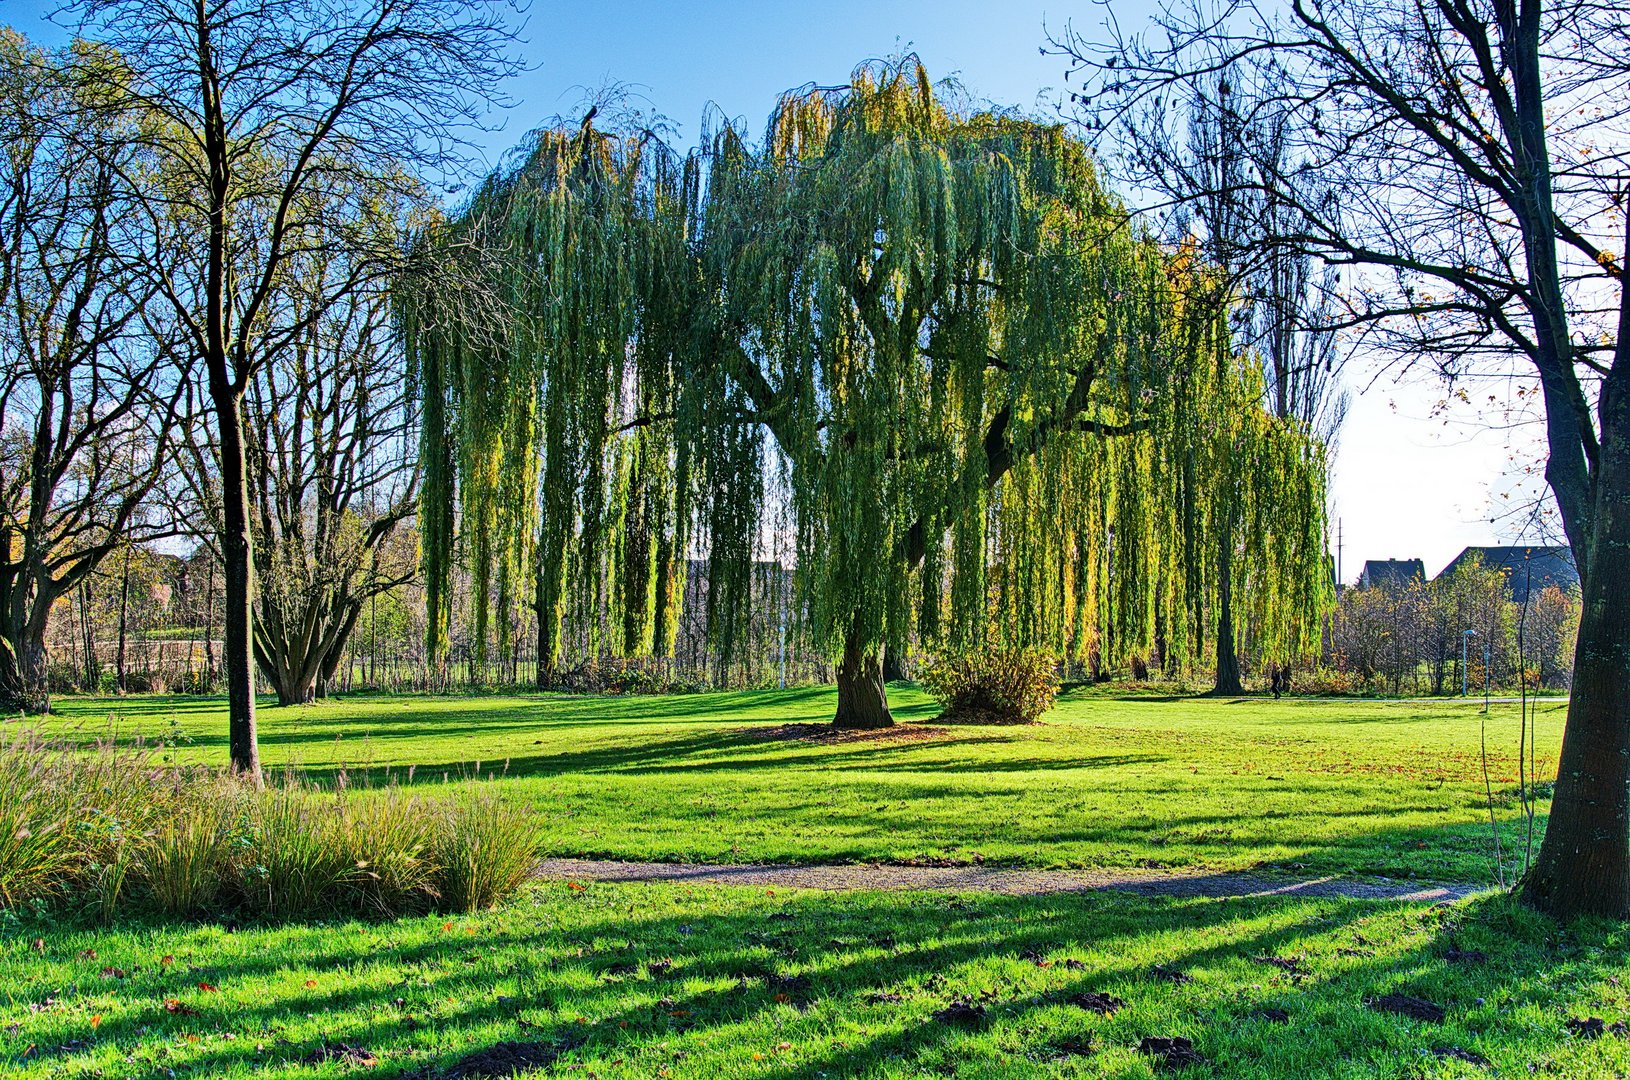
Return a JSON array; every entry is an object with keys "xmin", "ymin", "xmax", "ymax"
[
  {"xmin": 4, "ymin": 688, "xmax": 1611, "ymax": 1078},
  {"xmin": 3, "ymin": 882, "xmax": 1626, "ymax": 1078},
  {"xmin": 32, "ymin": 686, "xmax": 1563, "ymax": 884}
]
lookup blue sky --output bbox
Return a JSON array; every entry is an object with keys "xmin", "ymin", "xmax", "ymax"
[{"xmin": 5, "ymin": 0, "xmax": 1547, "ymax": 578}]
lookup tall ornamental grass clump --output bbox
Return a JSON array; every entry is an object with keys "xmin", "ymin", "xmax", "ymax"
[
  {"xmin": 435, "ymin": 788, "xmax": 543, "ymax": 913},
  {"xmin": 0, "ymin": 726, "xmax": 540, "ymax": 923}
]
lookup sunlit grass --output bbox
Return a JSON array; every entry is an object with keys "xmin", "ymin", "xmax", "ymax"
[
  {"xmin": 31, "ymin": 686, "xmax": 1564, "ymax": 884},
  {"xmin": 1, "ymin": 882, "xmax": 1624, "ymax": 1078}
]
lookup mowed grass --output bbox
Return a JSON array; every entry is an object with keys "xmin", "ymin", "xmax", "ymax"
[
  {"xmin": 33, "ymin": 686, "xmax": 1564, "ymax": 884},
  {"xmin": 2, "ymin": 882, "xmax": 1627, "ymax": 1078}
]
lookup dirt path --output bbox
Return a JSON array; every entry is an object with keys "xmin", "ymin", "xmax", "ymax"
[{"xmin": 535, "ymin": 858, "xmax": 1479, "ymax": 902}]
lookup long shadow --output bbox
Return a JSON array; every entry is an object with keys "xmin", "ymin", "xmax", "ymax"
[{"xmin": 7, "ymin": 883, "xmax": 1621, "ymax": 1079}]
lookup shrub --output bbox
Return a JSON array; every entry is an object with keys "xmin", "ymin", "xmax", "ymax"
[
  {"xmin": 434, "ymin": 788, "xmax": 541, "ymax": 913},
  {"xmin": 0, "ymin": 729, "xmax": 175, "ymax": 908},
  {"xmin": 919, "ymin": 647, "xmax": 1062, "ymax": 724}
]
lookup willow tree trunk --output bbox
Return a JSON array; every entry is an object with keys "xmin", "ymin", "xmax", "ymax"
[
  {"xmin": 1522, "ymin": 424, "xmax": 1630, "ymax": 918},
  {"xmin": 535, "ymin": 576, "xmax": 561, "ymax": 689},
  {"xmin": 1212, "ymin": 523, "xmax": 1243, "ymax": 695},
  {"xmin": 833, "ymin": 625, "xmax": 892, "ymax": 729}
]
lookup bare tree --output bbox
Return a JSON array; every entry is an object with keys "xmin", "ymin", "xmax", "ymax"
[
  {"xmin": 0, "ymin": 30, "xmax": 181, "ymax": 712},
  {"xmin": 1055, "ymin": 0, "xmax": 1630, "ymax": 916},
  {"xmin": 179, "ymin": 235, "xmax": 419, "ymax": 706},
  {"xmin": 62, "ymin": 0, "xmax": 519, "ymax": 777}
]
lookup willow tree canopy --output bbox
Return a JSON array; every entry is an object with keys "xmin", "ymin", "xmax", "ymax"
[{"xmin": 400, "ymin": 59, "xmax": 1331, "ymax": 726}]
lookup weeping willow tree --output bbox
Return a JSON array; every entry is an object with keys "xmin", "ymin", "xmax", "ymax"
[
  {"xmin": 403, "ymin": 59, "xmax": 1332, "ymax": 726},
  {"xmin": 402, "ymin": 109, "xmax": 696, "ymax": 684}
]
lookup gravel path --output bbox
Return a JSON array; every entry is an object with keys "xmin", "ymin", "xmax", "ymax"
[{"xmin": 535, "ymin": 858, "xmax": 1478, "ymax": 902}]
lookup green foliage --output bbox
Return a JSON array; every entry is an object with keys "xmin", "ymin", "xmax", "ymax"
[
  {"xmin": 344, "ymin": 787, "xmax": 440, "ymax": 918},
  {"xmin": 136, "ymin": 786, "xmax": 239, "ymax": 917},
  {"xmin": 239, "ymin": 779, "xmax": 356, "ymax": 918},
  {"xmin": 918, "ymin": 647, "xmax": 1062, "ymax": 724},
  {"xmin": 0, "ymin": 737, "xmax": 77, "ymax": 906},
  {"xmin": 403, "ymin": 57, "xmax": 1332, "ymax": 688}
]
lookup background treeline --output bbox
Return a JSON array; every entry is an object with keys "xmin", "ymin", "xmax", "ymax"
[
  {"xmin": 39, "ymin": 540, "xmax": 1581, "ymax": 697},
  {"xmin": 1326, "ymin": 559, "xmax": 1578, "ymax": 696}
]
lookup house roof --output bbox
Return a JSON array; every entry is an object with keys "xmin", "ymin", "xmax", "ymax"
[
  {"xmin": 1438, "ymin": 546, "xmax": 1578, "ymax": 603},
  {"xmin": 1358, "ymin": 558, "xmax": 1425, "ymax": 591}
]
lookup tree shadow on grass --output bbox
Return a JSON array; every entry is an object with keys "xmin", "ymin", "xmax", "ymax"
[{"xmin": 7, "ymin": 883, "xmax": 1625, "ymax": 1078}]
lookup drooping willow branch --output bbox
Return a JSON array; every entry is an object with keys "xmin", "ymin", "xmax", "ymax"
[{"xmin": 400, "ymin": 59, "xmax": 1333, "ymax": 683}]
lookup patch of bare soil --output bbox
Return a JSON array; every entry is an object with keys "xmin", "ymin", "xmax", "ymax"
[
  {"xmin": 1566, "ymin": 1017, "xmax": 1629, "ymax": 1039},
  {"xmin": 746, "ymin": 722, "xmax": 951, "ymax": 744},
  {"xmin": 303, "ymin": 1044, "xmax": 379, "ymax": 1068},
  {"xmin": 932, "ymin": 706, "xmax": 1040, "ymax": 726},
  {"xmin": 1366, "ymin": 993, "xmax": 1447, "ymax": 1023},
  {"xmin": 931, "ymin": 999, "xmax": 987, "ymax": 1025},
  {"xmin": 1138, "ymin": 1036, "xmax": 1206, "ymax": 1071},
  {"xmin": 1064, "ymin": 991, "xmax": 1125, "ymax": 1015},
  {"xmin": 426, "ymin": 1040, "xmax": 577, "ymax": 1079},
  {"xmin": 534, "ymin": 858, "xmax": 1479, "ymax": 902}
]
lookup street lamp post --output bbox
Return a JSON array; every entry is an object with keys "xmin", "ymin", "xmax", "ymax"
[{"xmin": 1461, "ymin": 629, "xmax": 1477, "ymax": 697}]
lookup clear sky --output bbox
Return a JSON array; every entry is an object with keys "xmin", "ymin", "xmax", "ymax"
[{"xmin": 4, "ymin": 0, "xmax": 1554, "ymax": 580}]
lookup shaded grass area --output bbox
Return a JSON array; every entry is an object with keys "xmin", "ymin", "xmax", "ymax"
[
  {"xmin": 1, "ymin": 882, "xmax": 1626, "ymax": 1077},
  {"xmin": 31, "ymin": 686, "xmax": 1562, "ymax": 884}
]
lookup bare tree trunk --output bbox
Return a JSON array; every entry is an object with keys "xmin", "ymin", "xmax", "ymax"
[
  {"xmin": 78, "ymin": 580, "xmax": 98, "ymax": 691},
  {"xmin": 1523, "ymin": 433, "xmax": 1630, "ymax": 918},
  {"xmin": 203, "ymin": 556, "xmax": 217, "ymax": 684},
  {"xmin": 1213, "ymin": 573, "xmax": 1242, "ymax": 694},
  {"xmin": 215, "ymin": 390, "xmax": 260, "ymax": 780},
  {"xmin": 834, "ymin": 623, "xmax": 892, "ymax": 729},
  {"xmin": 115, "ymin": 544, "xmax": 131, "ymax": 693}
]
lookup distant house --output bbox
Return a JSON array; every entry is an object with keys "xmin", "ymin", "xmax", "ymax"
[
  {"xmin": 1437, "ymin": 545, "xmax": 1578, "ymax": 603},
  {"xmin": 1358, "ymin": 558, "xmax": 1425, "ymax": 591}
]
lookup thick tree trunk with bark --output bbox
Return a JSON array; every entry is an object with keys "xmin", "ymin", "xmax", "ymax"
[
  {"xmin": 1523, "ymin": 422, "xmax": 1630, "ymax": 918},
  {"xmin": 834, "ymin": 627, "xmax": 893, "ymax": 729},
  {"xmin": 0, "ymin": 631, "xmax": 51, "ymax": 714}
]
